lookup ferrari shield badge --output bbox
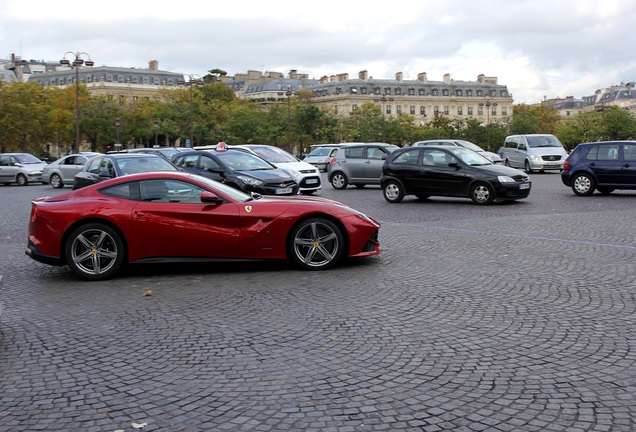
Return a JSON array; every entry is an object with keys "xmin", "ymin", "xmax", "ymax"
[{"xmin": 245, "ymin": 205, "xmax": 252, "ymax": 213}]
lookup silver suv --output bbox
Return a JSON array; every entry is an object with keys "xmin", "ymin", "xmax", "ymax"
[
  {"xmin": 0, "ymin": 153, "xmax": 48, "ymax": 186},
  {"xmin": 327, "ymin": 143, "xmax": 399, "ymax": 189}
]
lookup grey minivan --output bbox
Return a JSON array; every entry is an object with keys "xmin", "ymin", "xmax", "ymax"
[
  {"xmin": 501, "ymin": 134, "xmax": 568, "ymax": 173},
  {"xmin": 0, "ymin": 153, "xmax": 48, "ymax": 186}
]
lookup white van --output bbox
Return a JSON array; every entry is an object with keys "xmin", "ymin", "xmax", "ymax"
[{"xmin": 501, "ymin": 134, "xmax": 568, "ymax": 173}]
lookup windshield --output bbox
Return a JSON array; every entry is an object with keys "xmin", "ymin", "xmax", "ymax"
[
  {"xmin": 456, "ymin": 140, "xmax": 485, "ymax": 152},
  {"xmin": 215, "ymin": 151, "xmax": 274, "ymax": 171},
  {"xmin": 249, "ymin": 146, "xmax": 297, "ymax": 163},
  {"xmin": 117, "ymin": 157, "xmax": 178, "ymax": 175},
  {"xmin": 527, "ymin": 136, "xmax": 562, "ymax": 148},
  {"xmin": 307, "ymin": 147, "xmax": 334, "ymax": 157},
  {"xmin": 14, "ymin": 154, "xmax": 44, "ymax": 164},
  {"xmin": 448, "ymin": 148, "xmax": 493, "ymax": 166}
]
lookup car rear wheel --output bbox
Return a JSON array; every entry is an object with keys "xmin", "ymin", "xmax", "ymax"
[
  {"xmin": 17, "ymin": 174, "xmax": 28, "ymax": 186},
  {"xmin": 571, "ymin": 173, "xmax": 595, "ymax": 196},
  {"xmin": 50, "ymin": 173, "xmax": 64, "ymax": 188},
  {"xmin": 383, "ymin": 181, "xmax": 404, "ymax": 203},
  {"xmin": 64, "ymin": 223, "xmax": 125, "ymax": 280},
  {"xmin": 288, "ymin": 218, "xmax": 344, "ymax": 270},
  {"xmin": 470, "ymin": 182, "xmax": 495, "ymax": 205},
  {"xmin": 330, "ymin": 172, "xmax": 348, "ymax": 189}
]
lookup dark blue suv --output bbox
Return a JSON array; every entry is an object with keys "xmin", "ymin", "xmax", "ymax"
[{"xmin": 561, "ymin": 140, "xmax": 636, "ymax": 195}]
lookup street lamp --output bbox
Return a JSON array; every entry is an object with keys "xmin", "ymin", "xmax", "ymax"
[
  {"xmin": 276, "ymin": 87, "xmax": 299, "ymax": 155},
  {"xmin": 154, "ymin": 118, "xmax": 159, "ymax": 147},
  {"xmin": 177, "ymin": 74, "xmax": 203, "ymax": 148},
  {"xmin": 60, "ymin": 51, "xmax": 94, "ymax": 153},
  {"xmin": 115, "ymin": 117, "xmax": 121, "ymax": 145},
  {"xmin": 374, "ymin": 96, "xmax": 394, "ymax": 142}
]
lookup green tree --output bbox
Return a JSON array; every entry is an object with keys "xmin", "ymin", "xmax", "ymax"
[
  {"xmin": 602, "ymin": 106, "xmax": 636, "ymax": 140},
  {"xmin": 556, "ymin": 110, "xmax": 604, "ymax": 149}
]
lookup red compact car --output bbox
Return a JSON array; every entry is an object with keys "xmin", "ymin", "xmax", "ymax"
[{"xmin": 25, "ymin": 172, "xmax": 381, "ymax": 280}]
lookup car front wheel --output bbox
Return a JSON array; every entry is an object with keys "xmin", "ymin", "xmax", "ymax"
[
  {"xmin": 50, "ymin": 173, "xmax": 64, "ymax": 188},
  {"xmin": 288, "ymin": 218, "xmax": 344, "ymax": 270},
  {"xmin": 524, "ymin": 160, "xmax": 533, "ymax": 174},
  {"xmin": 383, "ymin": 181, "xmax": 404, "ymax": 203},
  {"xmin": 330, "ymin": 172, "xmax": 348, "ymax": 189},
  {"xmin": 470, "ymin": 182, "xmax": 495, "ymax": 205},
  {"xmin": 64, "ymin": 223, "xmax": 125, "ymax": 280},
  {"xmin": 571, "ymin": 173, "xmax": 595, "ymax": 196},
  {"xmin": 17, "ymin": 174, "xmax": 28, "ymax": 186}
]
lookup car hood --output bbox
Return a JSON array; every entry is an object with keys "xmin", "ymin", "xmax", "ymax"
[
  {"xmin": 472, "ymin": 164, "xmax": 528, "ymax": 177},
  {"xmin": 271, "ymin": 161, "xmax": 318, "ymax": 172},
  {"xmin": 528, "ymin": 147, "xmax": 567, "ymax": 156},
  {"xmin": 480, "ymin": 151, "xmax": 502, "ymax": 162},
  {"xmin": 236, "ymin": 168, "xmax": 295, "ymax": 182}
]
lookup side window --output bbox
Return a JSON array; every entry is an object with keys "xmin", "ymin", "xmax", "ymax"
[
  {"xmin": 199, "ymin": 156, "xmax": 220, "ymax": 171},
  {"xmin": 163, "ymin": 179, "xmax": 207, "ymax": 203},
  {"xmin": 597, "ymin": 144, "xmax": 619, "ymax": 161},
  {"xmin": 101, "ymin": 182, "xmax": 140, "ymax": 201},
  {"xmin": 366, "ymin": 147, "xmax": 385, "ymax": 160},
  {"xmin": 623, "ymin": 144, "xmax": 636, "ymax": 162},
  {"xmin": 518, "ymin": 138, "xmax": 527, "ymax": 151},
  {"xmin": 175, "ymin": 155, "xmax": 199, "ymax": 169},
  {"xmin": 586, "ymin": 145, "xmax": 599, "ymax": 161},
  {"xmin": 100, "ymin": 159, "xmax": 115, "ymax": 176},
  {"xmin": 344, "ymin": 147, "xmax": 365, "ymax": 159},
  {"xmin": 393, "ymin": 150, "xmax": 420, "ymax": 165},
  {"xmin": 504, "ymin": 138, "xmax": 515, "ymax": 149},
  {"xmin": 0, "ymin": 156, "xmax": 10, "ymax": 166},
  {"xmin": 140, "ymin": 180, "xmax": 170, "ymax": 202}
]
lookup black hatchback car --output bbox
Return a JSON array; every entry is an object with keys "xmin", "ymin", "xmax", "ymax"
[
  {"xmin": 381, "ymin": 146, "xmax": 531, "ymax": 205},
  {"xmin": 172, "ymin": 150, "xmax": 299, "ymax": 196},
  {"xmin": 561, "ymin": 140, "xmax": 636, "ymax": 196},
  {"xmin": 73, "ymin": 153, "xmax": 179, "ymax": 190}
]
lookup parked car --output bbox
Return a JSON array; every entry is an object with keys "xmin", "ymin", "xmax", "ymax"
[
  {"xmin": 380, "ymin": 145, "xmax": 531, "ymax": 205},
  {"xmin": 328, "ymin": 143, "xmax": 399, "ymax": 189},
  {"xmin": 128, "ymin": 147, "xmax": 188, "ymax": 161},
  {"xmin": 73, "ymin": 153, "xmax": 179, "ymax": 190},
  {"xmin": 561, "ymin": 140, "xmax": 636, "ymax": 196},
  {"xmin": 172, "ymin": 149, "xmax": 299, "ymax": 196},
  {"xmin": 0, "ymin": 153, "xmax": 48, "ymax": 186},
  {"xmin": 229, "ymin": 144, "xmax": 322, "ymax": 195},
  {"xmin": 25, "ymin": 171, "xmax": 381, "ymax": 280},
  {"xmin": 304, "ymin": 144, "xmax": 347, "ymax": 172},
  {"xmin": 412, "ymin": 139, "xmax": 502, "ymax": 164},
  {"xmin": 501, "ymin": 134, "xmax": 568, "ymax": 173},
  {"xmin": 43, "ymin": 152, "xmax": 101, "ymax": 188}
]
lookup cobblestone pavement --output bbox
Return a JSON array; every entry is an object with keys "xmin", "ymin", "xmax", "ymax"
[{"xmin": 0, "ymin": 173, "xmax": 635, "ymax": 431}]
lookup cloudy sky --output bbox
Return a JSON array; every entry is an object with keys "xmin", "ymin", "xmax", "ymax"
[{"xmin": 2, "ymin": 0, "xmax": 635, "ymax": 104}]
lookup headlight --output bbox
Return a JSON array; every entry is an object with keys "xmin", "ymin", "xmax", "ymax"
[
  {"xmin": 529, "ymin": 155, "xmax": 541, "ymax": 162},
  {"xmin": 237, "ymin": 175, "xmax": 264, "ymax": 186},
  {"xmin": 497, "ymin": 176, "xmax": 515, "ymax": 183}
]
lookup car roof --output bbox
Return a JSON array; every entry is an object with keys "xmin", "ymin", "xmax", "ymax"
[{"xmin": 101, "ymin": 153, "xmax": 166, "ymax": 159}]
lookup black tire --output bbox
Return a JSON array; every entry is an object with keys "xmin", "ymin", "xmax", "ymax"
[
  {"xmin": 571, "ymin": 173, "xmax": 595, "ymax": 196},
  {"xmin": 64, "ymin": 223, "xmax": 125, "ymax": 280},
  {"xmin": 50, "ymin": 173, "xmax": 64, "ymax": 189},
  {"xmin": 383, "ymin": 181, "xmax": 404, "ymax": 203},
  {"xmin": 470, "ymin": 182, "xmax": 495, "ymax": 205},
  {"xmin": 330, "ymin": 172, "xmax": 348, "ymax": 190},
  {"xmin": 524, "ymin": 160, "xmax": 533, "ymax": 174},
  {"xmin": 597, "ymin": 187, "xmax": 615, "ymax": 195},
  {"xmin": 16, "ymin": 174, "xmax": 28, "ymax": 186},
  {"xmin": 288, "ymin": 218, "xmax": 344, "ymax": 270}
]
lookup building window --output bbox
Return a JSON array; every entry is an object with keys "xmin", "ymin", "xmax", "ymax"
[
  {"xmin": 490, "ymin": 89, "xmax": 496, "ymax": 97},
  {"xmin": 432, "ymin": 89, "xmax": 439, "ymax": 96},
  {"xmin": 476, "ymin": 90, "xmax": 483, "ymax": 97},
  {"xmin": 118, "ymin": 95, "xmax": 125, "ymax": 105},
  {"xmin": 456, "ymin": 89, "xmax": 462, "ymax": 97},
  {"xmin": 478, "ymin": 105, "xmax": 484, "ymax": 115},
  {"xmin": 133, "ymin": 96, "xmax": 139, "ymax": 102},
  {"xmin": 384, "ymin": 87, "xmax": 391, "ymax": 95},
  {"xmin": 352, "ymin": 104, "xmax": 357, "ymax": 111},
  {"xmin": 467, "ymin": 107, "xmax": 473, "ymax": 115},
  {"xmin": 418, "ymin": 88, "xmax": 426, "ymax": 96},
  {"xmin": 350, "ymin": 87, "xmax": 358, "ymax": 94},
  {"xmin": 335, "ymin": 87, "xmax": 341, "ymax": 95},
  {"xmin": 444, "ymin": 106, "xmax": 449, "ymax": 115},
  {"xmin": 396, "ymin": 105, "xmax": 402, "ymax": 115},
  {"xmin": 386, "ymin": 105, "xmax": 392, "ymax": 115},
  {"xmin": 500, "ymin": 90, "xmax": 508, "ymax": 97},
  {"xmin": 395, "ymin": 88, "xmax": 402, "ymax": 95},
  {"xmin": 143, "ymin": 78, "xmax": 149, "ymax": 84},
  {"xmin": 502, "ymin": 106, "xmax": 507, "ymax": 116},
  {"xmin": 118, "ymin": 75, "xmax": 124, "ymax": 83},
  {"xmin": 466, "ymin": 90, "xmax": 473, "ymax": 97},
  {"xmin": 491, "ymin": 105, "xmax": 497, "ymax": 115},
  {"xmin": 442, "ymin": 89, "xmax": 449, "ymax": 96},
  {"xmin": 154, "ymin": 78, "xmax": 160, "ymax": 85},
  {"xmin": 361, "ymin": 87, "xmax": 367, "ymax": 94},
  {"xmin": 420, "ymin": 106, "xmax": 426, "ymax": 115},
  {"xmin": 409, "ymin": 88, "xmax": 415, "ymax": 96},
  {"xmin": 410, "ymin": 106, "xmax": 415, "ymax": 115},
  {"xmin": 107, "ymin": 75, "xmax": 113, "ymax": 82},
  {"xmin": 457, "ymin": 106, "xmax": 463, "ymax": 115},
  {"xmin": 374, "ymin": 87, "xmax": 381, "ymax": 95},
  {"xmin": 434, "ymin": 106, "xmax": 439, "ymax": 114}
]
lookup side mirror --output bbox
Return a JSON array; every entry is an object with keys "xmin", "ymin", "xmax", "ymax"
[
  {"xmin": 200, "ymin": 191, "xmax": 223, "ymax": 203},
  {"xmin": 448, "ymin": 162, "xmax": 460, "ymax": 169}
]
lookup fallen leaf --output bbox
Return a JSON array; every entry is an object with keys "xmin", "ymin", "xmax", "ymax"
[
  {"xmin": 143, "ymin": 290, "xmax": 153, "ymax": 297},
  {"xmin": 131, "ymin": 422, "xmax": 148, "ymax": 429}
]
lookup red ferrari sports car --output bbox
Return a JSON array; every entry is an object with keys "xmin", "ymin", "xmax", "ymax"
[{"xmin": 25, "ymin": 172, "xmax": 381, "ymax": 280}]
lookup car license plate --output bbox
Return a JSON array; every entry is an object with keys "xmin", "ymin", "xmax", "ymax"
[
  {"xmin": 519, "ymin": 183, "xmax": 530, "ymax": 190},
  {"xmin": 276, "ymin": 187, "xmax": 293, "ymax": 194},
  {"xmin": 306, "ymin": 179, "xmax": 318, "ymax": 184}
]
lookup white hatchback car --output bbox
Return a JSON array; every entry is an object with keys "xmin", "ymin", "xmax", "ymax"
[
  {"xmin": 43, "ymin": 152, "xmax": 102, "ymax": 188},
  {"xmin": 229, "ymin": 144, "xmax": 322, "ymax": 195}
]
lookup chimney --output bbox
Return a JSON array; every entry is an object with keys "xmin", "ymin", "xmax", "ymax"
[
  {"xmin": 395, "ymin": 72, "xmax": 403, "ymax": 82},
  {"xmin": 149, "ymin": 60, "xmax": 159, "ymax": 71},
  {"xmin": 320, "ymin": 76, "xmax": 329, "ymax": 84},
  {"xmin": 417, "ymin": 72, "xmax": 427, "ymax": 83},
  {"xmin": 359, "ymin": 70, "xmax": 368, "ymax": 81},
  {"xmin": 443, "ymin": 73, "xmax": 451, "ymax": 84}
]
